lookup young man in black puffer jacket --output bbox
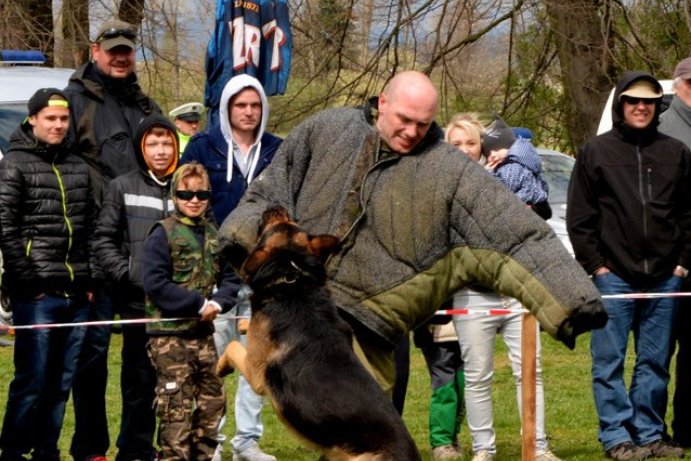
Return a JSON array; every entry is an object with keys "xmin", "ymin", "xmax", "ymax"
[{"xmin": 0, "ymin": 88, "xmax": 97, "ymax": 461}]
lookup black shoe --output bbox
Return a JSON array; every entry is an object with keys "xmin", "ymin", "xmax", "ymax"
[
  {"xmin": 30, "ymin": 450, "xmax": 60, "ymax": 461},
  {"xmin": 0, "ymin": 454, "xmax": 27, "ymax": 461},
  {"xmin": 606, "ymin": 442, "xmax": 651, "ymax": 460},
  {"xmin": 642, "ymin": 439, "xmax": 685, "ymax": 459}
]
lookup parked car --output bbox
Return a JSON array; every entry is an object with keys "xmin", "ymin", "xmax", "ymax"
[
  {"xmin": 0, "ymin": 51, "xmax": 74, "ymax": 157},
  {"xmin": 538, "ymin": 148, "xmax": 575, "ymax": 255}
]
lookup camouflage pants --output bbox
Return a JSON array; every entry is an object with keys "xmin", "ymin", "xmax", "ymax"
[{"xmin": 148, "ymin": 335, "xmax": 226, "ymax": 461}]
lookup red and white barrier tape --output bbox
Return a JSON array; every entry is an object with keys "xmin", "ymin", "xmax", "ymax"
[
  {"xmin": 436, "ymin": 291, "xmax": 691, "ymax": 316},
  {"xmin": 0, "ymin": 315, "xmax": 249, "ymax": 331},
  {"xmin": 436, "ymin": 308, "xmax": 523, "ymax": 316},
  {"xmin": 601, "ymin": 292, "xmax": 691, "ymax": 299},
  {"xmin": 2, "ymin": 291, "xmax": 691, "ymax": 330}
]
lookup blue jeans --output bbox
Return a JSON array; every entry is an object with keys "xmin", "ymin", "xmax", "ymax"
[
  {"xmin": 212, "ymin": 286, "xmax": 265, "ymax": 454},
  {"xmin": 0, "ymin": 294, "xmax": 89, "ymax": 460},
  {"xmin": 70, "ymin": 288, "xmax": 114, "ymax": 460},
  {"xmin": 591, "ymin": 272, "xmax": 680, "ymax": 450}
]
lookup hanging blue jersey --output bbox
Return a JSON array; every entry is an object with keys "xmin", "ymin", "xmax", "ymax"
[{"xmin": 205, "ymin": 0, "xmax": 292, "ymax": 127}]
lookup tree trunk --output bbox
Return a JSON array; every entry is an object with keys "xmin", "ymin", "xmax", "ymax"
[
  {"xmin": 2, "ymin": 0, "xmax": 54, "ymax": 64},
  {"xmin": 545, "ymin": 0, "xmax": 616, "ymax": 152},
  {"xmin": 60, "ymin": 0, "xmax": 90, "ymax": 68},
  {"xmin": 119, "ymin": 0, "xmax": 146, "ymax": 29}
]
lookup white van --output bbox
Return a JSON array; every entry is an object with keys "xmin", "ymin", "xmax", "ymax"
[{"xmin": 596, "ymin": 79, "xmax": 674, "ymax": 135}]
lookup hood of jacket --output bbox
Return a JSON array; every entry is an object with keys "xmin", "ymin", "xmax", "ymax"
[
  {"xmin": 169, "ymin": 162, "xmax": 213, "ymax": 222},
  {"xmin": 133, "ymin": 113, "xmax": 179, "ymax": 180},
  {"xmin": 612, "ymin": 71, "xmax": 663, "ymax": 141},
  {"xmin": 218, "ymin": 74, "xmax": 269, "ymax": 152}
]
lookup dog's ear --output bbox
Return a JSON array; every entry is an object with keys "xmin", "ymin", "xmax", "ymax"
[
  {"xmin": 241, "ymin": 247, "xmax": 271, "ymax": 280},
  {"xmin": 308, "ymin": 235, "xmax": 340, "ymax": 262},
  {"xmin": 260, "ymin": 204, "xmax": 291, "ymax": 232}
]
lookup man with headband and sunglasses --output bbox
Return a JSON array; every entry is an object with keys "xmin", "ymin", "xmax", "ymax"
[
  {"xmin": 567, "ymin": 71, "xmax": 691, "ymax": 461},
  {"xmin": 0, "ymin": 88, "xmax": 96, "ymax": 461},
  {"xmin": 63, "ymin": 17, "xmax": 161, "ymax": 461}
]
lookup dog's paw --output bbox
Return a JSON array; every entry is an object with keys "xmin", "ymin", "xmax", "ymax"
[
  {"xmin": 217, "ymin": 340, "xmax": 248, "ymax": 377},
  {"xmin": 216, "ymin": 354, "xmax": 235, "ymax": 377},
  {"xmin": 237, "ymin": 318, "xmax": 250, "ymax": 335}
]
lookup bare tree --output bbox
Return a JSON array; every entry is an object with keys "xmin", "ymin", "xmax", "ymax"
[
  {"xmin": 60, "ymin": 0, "xmax": 90, "ymax": 67},
  {"xmin": 545, "ymin": 0, "xmax": 616, "ymax": 151},
  {"xmin": 119, "ymin": 0, "xmax": 146, "ymax": 26},
  {"xmin": 0, "ymin": 0, "xmax": 54, "ymax": 63},
  {"xmin": 9, "ymin": 0, "xmax": 691, "ymax": 150}
]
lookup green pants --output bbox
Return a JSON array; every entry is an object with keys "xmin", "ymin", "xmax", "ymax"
[{"xmin": 420, "ymin": 340, "xmax": 465, "ymax": 448}]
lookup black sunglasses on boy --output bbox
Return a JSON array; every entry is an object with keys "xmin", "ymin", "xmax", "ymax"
[{"xmin": 175, "ymin": 190, "xmax": 211, "ymax": 201}]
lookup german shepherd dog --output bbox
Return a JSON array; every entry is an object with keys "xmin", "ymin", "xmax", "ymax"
[{"xmin": 217, "ymin": 205, "xmax": 421, "ymax": 461}]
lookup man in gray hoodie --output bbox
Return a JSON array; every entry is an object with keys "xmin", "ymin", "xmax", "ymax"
[{"xmin": 182, "ymin": 74, "xmax": 281, "ymax": 461}]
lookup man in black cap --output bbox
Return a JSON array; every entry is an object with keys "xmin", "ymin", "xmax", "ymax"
[
  {"xmin": 63, "ymin": 17, "xmax": 161, "ymax": 461},
  {"xmin": 169, "ymin": 102, "xmax": 204, "ymax": 154},
  {"xmin": 0, "ymin": 88, "xmax": 96, "ymax": 461},
  {"xmin": 568, "ymin": 71, "xmax": 691, "ymax": 460}
]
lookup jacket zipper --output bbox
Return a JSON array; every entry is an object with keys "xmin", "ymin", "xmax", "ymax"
[
  {"xmin": 636, "ymin": 145, "xmax": 650, "ymax": 274},
  {"xmin": 52, "ymin": 159, "xmax": 75, "ymax": 282}
]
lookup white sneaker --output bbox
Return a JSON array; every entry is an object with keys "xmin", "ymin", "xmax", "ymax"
[
  {"xmin": 432, "ymin": 444, "xmax": 462, "ymax": 460},
  {"xmin": 536, "ymin": 449, "xmax": 563, "ymax": 461},
  {"xmin": 471, "ymin": 450, "xmax": 495, "ymax": 461},
  {"xmin": 232, "ymin": 441, "xmax": 277, "ymax": 461}
]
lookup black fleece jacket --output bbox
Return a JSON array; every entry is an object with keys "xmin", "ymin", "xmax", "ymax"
[{"xmin": 567, "ymin": 71, "xmax": 691, "ymax": 285}]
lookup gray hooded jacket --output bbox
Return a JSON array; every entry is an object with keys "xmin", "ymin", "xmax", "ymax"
[{"xmin": 220, "ymin": 101, "xmax": 606, "ymax": 348}]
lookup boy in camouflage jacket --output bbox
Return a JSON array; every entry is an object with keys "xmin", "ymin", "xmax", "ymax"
[{"xmin": 143, "ymin": 162, "xmax": 238, "ymax": 461}]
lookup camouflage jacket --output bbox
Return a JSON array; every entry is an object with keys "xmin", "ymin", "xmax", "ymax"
[{"xmin": 145, "ymin": 215, "xmax": 220, "ymax": 336}]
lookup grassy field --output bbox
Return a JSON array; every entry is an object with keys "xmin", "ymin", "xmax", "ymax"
[{"xmin": 0, "ymin": 330, "xmax": 684, "ymax": 460}]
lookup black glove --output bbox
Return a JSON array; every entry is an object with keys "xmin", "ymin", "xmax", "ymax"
[{"xmin": 556, "ymin": 298, "xmax": 608, "ymax": 349}]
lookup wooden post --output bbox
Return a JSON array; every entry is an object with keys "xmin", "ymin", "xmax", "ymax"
[{"xmin": 521, "ymin": 313, "xmax": 537, "ymax": 461}]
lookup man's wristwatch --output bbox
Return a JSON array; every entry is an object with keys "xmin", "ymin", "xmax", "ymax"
[{"xmin": 675, "ymin": 265, "xmax": 689, "ymax": 278}]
